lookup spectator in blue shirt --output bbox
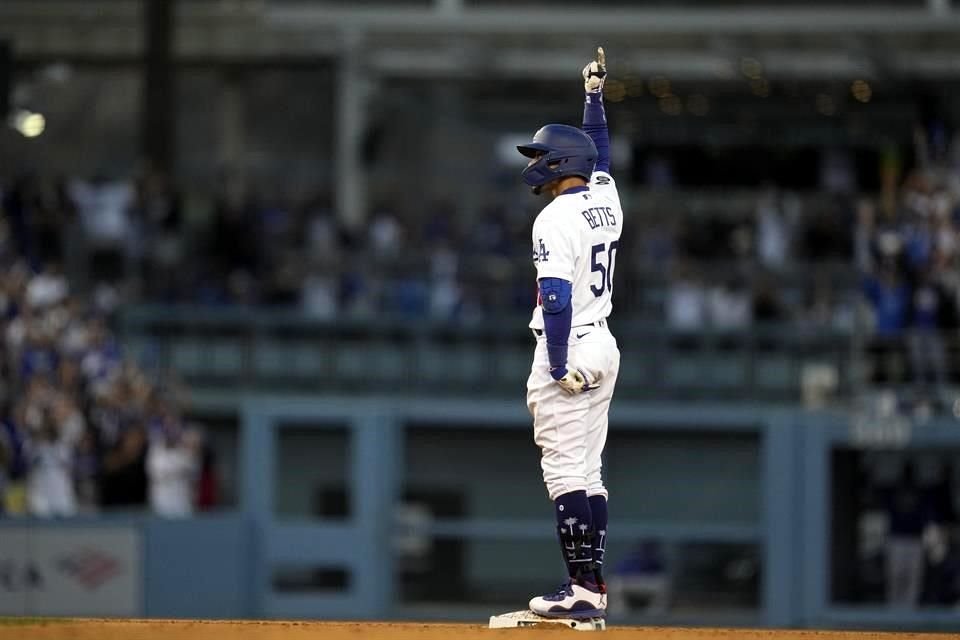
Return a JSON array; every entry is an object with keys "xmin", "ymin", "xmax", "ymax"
[{"xmin": 863, "ymin": 265, "xmax": 911, "ymax": 384}]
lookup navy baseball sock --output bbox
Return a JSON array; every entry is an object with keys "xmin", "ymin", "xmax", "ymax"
[
  {"xmin": 588, "ymin": 495, "xmax": 608, "ymax": 584},
  {"xmin": 554, "ymin": 490, "xmax": 596, "ymax": 582}
]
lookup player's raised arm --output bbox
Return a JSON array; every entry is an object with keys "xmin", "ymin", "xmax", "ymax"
[{"xmin": 582, "ymin": 47, "xmax": 610, "ymax": 175}]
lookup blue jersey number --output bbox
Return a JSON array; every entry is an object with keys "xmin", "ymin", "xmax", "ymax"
[{"xmin": 589, "ymin": 240, "xmax": 619, "ymax": 297}]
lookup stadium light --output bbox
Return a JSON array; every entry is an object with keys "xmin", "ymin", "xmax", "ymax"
[
  {"xmin": 12, "ymin": 109, "xmax": 45, "ymax": 137},
  {"xmin": 851, "ymin": 80, "xmax": 872, "ymax": 103}
]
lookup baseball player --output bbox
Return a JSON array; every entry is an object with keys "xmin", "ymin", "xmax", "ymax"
[{"xmin": 519, "ymin": 48, "xmax": 622, "ymax": 619}]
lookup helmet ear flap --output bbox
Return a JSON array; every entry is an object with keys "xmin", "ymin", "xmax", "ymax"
[
  {"xmin": 519, "ymin": 124, "xmax": 597, "ymax": 191},
  {"xmin": 521, "ymin": 153, "xmax": 560, "ymax": 190}
]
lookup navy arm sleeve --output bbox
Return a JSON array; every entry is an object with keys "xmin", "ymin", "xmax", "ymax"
[
  {"xmin": 540, "ymin": 277, "xmax": 573, "ymax": 372},
  {"xmin": 583, "ymin": 93, "xmax": 610, "ymax": 174}
]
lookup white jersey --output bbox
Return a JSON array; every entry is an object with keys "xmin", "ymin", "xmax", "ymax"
[
  {"xmin": 529, "ymin": 170, "xmax": 623, "ymax": 331},
  {"xmin": 147, "ymin": 439, "xmax": 199, "ymax": 518}
]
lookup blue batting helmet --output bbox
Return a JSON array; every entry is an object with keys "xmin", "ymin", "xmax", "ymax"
[{"xmin": 517, "ymin": 124, "xmax": 597, "ymax": 194}]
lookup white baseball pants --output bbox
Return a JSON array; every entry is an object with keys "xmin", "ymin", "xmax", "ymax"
[{"xmin": 526, "ymin": 324, "xmax": 620, "ymax": 501}]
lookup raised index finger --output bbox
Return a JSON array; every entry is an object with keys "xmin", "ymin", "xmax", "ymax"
[{"xmin": 597, "ymin": 46, "xmax": 605, "ymax": 66}]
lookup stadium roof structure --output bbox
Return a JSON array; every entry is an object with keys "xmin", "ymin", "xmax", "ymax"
[{"xmin": 3, "ymin": 0, "xmax": 960, "ymax": 80}]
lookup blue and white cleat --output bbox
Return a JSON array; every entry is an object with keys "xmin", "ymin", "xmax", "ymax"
[{"xmin": 528, "ymin": 578, "xmax": 607, "ymax": 619}]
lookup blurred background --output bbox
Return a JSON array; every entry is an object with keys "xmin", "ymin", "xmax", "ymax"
[{"xmin": 2, "ymin": 0, "xmax": 960, "ymax": 631}]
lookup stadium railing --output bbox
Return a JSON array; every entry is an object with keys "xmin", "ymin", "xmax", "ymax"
[{"xmin": 118, "ymin": 305, "xmax": 856, "ymax": 405}]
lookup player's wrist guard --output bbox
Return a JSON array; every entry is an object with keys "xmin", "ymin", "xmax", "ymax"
[{"xmin": 547, "ymin": 344, "xmax": 569, "ymax": 373}]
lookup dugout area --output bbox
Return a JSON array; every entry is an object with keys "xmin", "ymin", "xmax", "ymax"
[{"xmin": 0, "ymin": 619, "xmax": 951, "ymax": 640}]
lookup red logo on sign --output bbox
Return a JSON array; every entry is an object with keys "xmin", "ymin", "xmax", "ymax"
[{"xmin": 57, "ymin": 548, "xmax": 121, "ymax": 590}]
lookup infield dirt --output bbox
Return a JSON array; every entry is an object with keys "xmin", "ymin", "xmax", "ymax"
[{"xmin": 0, "ymin": 619, "xmax": 954, "ymax": 640}]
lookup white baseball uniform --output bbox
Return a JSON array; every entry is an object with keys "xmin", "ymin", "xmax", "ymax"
[{"xmin": 526, "ymin": 170, "xmax": 623, "ymax": 501}]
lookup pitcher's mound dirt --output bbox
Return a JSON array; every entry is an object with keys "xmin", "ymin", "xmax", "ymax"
[{"xmin": 0, "ymin": 618, "xmax": 951, "ymax": 640}]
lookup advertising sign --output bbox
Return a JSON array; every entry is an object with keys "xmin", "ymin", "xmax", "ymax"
[{"xmin": 0, "ymin": 527, "xmax": 141, "ymax": 616}]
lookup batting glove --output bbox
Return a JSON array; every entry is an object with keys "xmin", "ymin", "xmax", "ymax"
[
  {"xmin": 582, "ymin": 46, "xmax": 607, "ymax": 94},
  {"xmin": 551, "ymin": 364, "xmax": 600, "ymax": 395}
]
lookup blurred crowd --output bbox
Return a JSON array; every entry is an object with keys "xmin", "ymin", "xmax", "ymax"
[
  {"xmin": 1, "ymin": 171, "xmax": 533, "ymax": 320},
  {"xmin": 650, "ymin": 151, "xmax": 960, "ymax": 412},
  {"xmin": 855, "ymin": 168, "xmax": 960, "ymax": 408},
  {"xmin": 0, "ymin": 168, "xmax": 868, "ymax": 326},
  {"xmin": 3, "ymin": 133, "xmax": 960, "ymax": 506},
  {"xmin": 0, "ymin": 213, "xmax": 218, "ymax": 517},
  {"xmin": 654, "ymin": 185, "xmax": 858, "ymax": 333}
]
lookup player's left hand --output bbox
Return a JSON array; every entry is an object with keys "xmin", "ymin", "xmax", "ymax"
[
  {"xmin": 551, "ymin": 365, "xmax": 600, "ymax": 395},
  {"xmin": 583, "ymin": 46, "xmax": 606, "ymax": 94}
]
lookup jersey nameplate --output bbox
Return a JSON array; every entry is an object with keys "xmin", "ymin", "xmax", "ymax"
[{"xmin": 581, "ymin": 206, "xmax": 617, "ymax": 230}]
